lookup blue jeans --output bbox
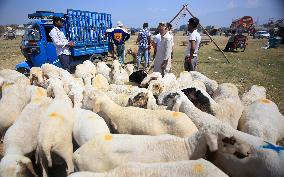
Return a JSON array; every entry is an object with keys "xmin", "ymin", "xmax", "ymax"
[
  {"xmin": 137, "ymin": 47, "xmax": 149, "ymax": 67},
  {"xmin": 59, "ymin": 54, "xmax": 71, "ymax": 72},
  {"xmin": 116, "ymin": 44, "xmax": 125, "ymax": 64}
]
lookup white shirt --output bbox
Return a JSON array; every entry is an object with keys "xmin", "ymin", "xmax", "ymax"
[
  {"xmin": 154, "ymin": 33, "xmax": 161, "ymax": 48},
  {"xmin": 49, "ymin": 27, "xmax": 71, "ymax": 56},
  {"xmin": 154, "ymin": 31, "xmax": 173, "ymax": 73},
  {"xmin": 185, "ymin": 29, "xmax": 201, "ymax": 57}
]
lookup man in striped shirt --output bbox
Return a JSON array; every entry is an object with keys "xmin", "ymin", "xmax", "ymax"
[{"xmin": 136, "ymin": 23, "xmax": 151, "ymax": 69}]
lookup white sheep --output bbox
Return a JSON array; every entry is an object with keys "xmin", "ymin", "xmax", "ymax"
[
  {"xmin": 3, "ymin": 87, "xmax": 49, "ymax": 156},
  {"xmin": 110, "ymin": 60, "xmax": 129, "ymax": 85},
  {"xmin": 190, "ymin": 71, "xmax": 218, "ymax": 96},
  {"xmin": 128, "ymin": 91, "xmax": 166, "ymax": 110},
  {"xmin": 30, "ymin": 67, "xmax": 46, "ymax": 87},
  {"xmin": 0, "ymin": 69, "xmax": 27, "ymax": 83},
  {"xmin": 238, "ymin": 98, "xmax": 284, "ymax": 145},
  {"xmin": 75, "ymin": 60, "xmax": 96, "ymax": 85},
  {"xmin": 140, "ymin": 72, "xmax": 162, "ymax": 88},
  {"xmin": 46, "ymin": 78, "xmax": 73, "ymax": 106},
  {"xmin": 195, "ymin": 124, "xmax": 284, "ymax": 177},
  {"xmin": 69, "ymin": 159, "xmax": 228, "ymax": 177},
  {"xmin": 0, "ymin": 155, "xmax": 38, "ymax": 177},
  {"xmin": 212, "ymin": 83, "xmax": 244, "ymax": 129},
  {"xmin": 241, "ymin": 85, "xmax": 266, "ymax": 107},
  {"xmin": 158, "ymin": 89, "xmax": 223, "ymax": 129},
  {"xmin": 73, "ymin": 108, "xmax": 110, "ymax": 146},
  {"xmin": 92, "ymin": 74, "xmax": 109, "ymax": 91},
  {"xmin": 37, "ymin": 99, "xmax": 75, "ymax": 177},
  {"xmin": 41, "ymin": 63, "xmax": 61, "ymax": 80},
  {"xmin": 0, "ymin": 87, "xmax": 51, "ymax": 177},
  {"xmin": 84, "ymin": 90, "xmax": 198, "ymax": 137},
  {"xmin": 0, "ymin": 78, "xmax": 31, "ymax": 137},
  {"xmin": 124, "ymin": 64, "xmax": 134, "ymax": 76},
  {"xmin": 173, "ymin": 84, "xmax": 243, "ymax": 129},
  {"xmin": 95, "ymin": 61, "xmax": 111, "ymax": 83},
  {"xmin": 177, "ymin": 71, "xmax": 193, "ymax": 88},
  {"xmin": 73, "ymin": 133, "xmax": 218, "ymax": 172}
]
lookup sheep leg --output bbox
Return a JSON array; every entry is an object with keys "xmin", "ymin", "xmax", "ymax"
[
  {"xmin": 55, "ymin": 143, "xmax": 74, "ymax": 175},
  {"xmin": 39, "ymin": 149, "xmax": 49, "ymax": 177}
]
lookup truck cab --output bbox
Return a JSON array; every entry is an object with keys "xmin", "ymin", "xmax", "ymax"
[{"xmin": 16, "ymin": 10, "xmax": 112, "ymax": 75}]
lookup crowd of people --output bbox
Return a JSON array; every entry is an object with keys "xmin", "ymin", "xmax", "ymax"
[{"xmin": 49, "ymin": 16, "xmax": 202, "ymax": 76}]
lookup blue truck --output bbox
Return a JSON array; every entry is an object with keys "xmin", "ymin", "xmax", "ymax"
[{"xmin": 17, "ymin": 10, "xmax": 112, "ymax": 75}]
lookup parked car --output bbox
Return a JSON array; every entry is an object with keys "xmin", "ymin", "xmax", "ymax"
[{"xmin": 253, "ymin": 31, "xmax": 270, "ymax": 39}]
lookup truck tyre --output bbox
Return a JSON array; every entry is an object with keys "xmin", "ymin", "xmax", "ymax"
[{"xmin": 16, "ymin": 67, "xmax": 30, "ymax": 77}]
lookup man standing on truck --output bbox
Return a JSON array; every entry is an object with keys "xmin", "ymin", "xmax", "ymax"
[
  {"xmin": 49, "ymin": 17, "xmax": 74, "ymax": 72},
  {"xmin": 108, "ymin": 21, "xmax": 130, "ymax": 64}
]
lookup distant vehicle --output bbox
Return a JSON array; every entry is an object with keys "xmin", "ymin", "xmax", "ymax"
[
  {"xmin": 253, "ymin": 31, "xmax": 270, "ymax": 39},
  {"xmin": 16, "ymin": 10, "xmax": 112, "ymax": 75},
  {"xmin": 230, "ymin": 16, "xmax": 254, "ymax": 30},
  {"xmin": 3, "ymin": 31, "xmax": 16, "ymax": 40}
]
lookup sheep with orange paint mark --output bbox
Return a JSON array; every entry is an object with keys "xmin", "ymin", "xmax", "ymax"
[
  {"xmin": 73, "ymin": 133, "xmax": 219, "ymax": 173},
  {"xmin": 37, "ymin": 79, "xmax": 75, "ymax": 177},
  {"xmin": 83, "ymin": 90, "xmax": 197, "ymax": 137},
  {"xmin": 241, "ymin": 85, "xmax": 266, "ymax": 107},
  {"xmin": 36, "ymin": 98, "xmax": 75, "ymax": 177},
  {"xmin": 69, "ymin": 159, "xmax": 228, "ymax": 177},
  {"xmin": 0, "ymin": 87, "xmax": 51, "ymax": 177},
  {"xmin": 238, "ymin": 97, "xmax": 284, "ymax": 145}
]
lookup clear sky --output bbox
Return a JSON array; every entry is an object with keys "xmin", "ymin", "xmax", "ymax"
[{"xmin": 0, "ymin": 0, "xmax": 283, "ymax": 28}]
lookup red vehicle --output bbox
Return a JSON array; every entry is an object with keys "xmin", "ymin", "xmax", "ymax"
[{"xmin": 230, "ymin": 16, "xmax": 254, "ymax": 30}]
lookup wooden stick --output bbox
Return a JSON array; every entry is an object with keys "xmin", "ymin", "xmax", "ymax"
[
  {"xmin": 184, "ymin": 6, "xmax": 230, "ymax": 63},
  {"xmin": 169, "ymin": 4, "xmax": 187, "ymax": 24}
]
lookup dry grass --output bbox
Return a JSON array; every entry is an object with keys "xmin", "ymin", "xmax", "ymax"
[{"xmin": 0, "ymin": 34, "xmax": 283, "ymax": 113}]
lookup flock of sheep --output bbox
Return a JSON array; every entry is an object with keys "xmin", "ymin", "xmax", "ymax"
[{"xmin": 0, "ymin": 59, "xmax": 283, "ymax": 177}]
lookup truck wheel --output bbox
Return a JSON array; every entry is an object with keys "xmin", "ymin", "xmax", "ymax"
[{"xmin": 16, "ymin": 67, "xmax": 30, "ymax": 77}]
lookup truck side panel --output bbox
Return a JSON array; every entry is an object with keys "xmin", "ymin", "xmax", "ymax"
[{"xmin": 66, "ymin": 9, "xmax": 112, "ymax": 56}]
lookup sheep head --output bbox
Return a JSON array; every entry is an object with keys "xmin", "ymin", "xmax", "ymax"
[
  {"xmin": 157, "ymin": 90, "xmax": 181, "ymax": 111},
  {"xmin": 30, "ymin": 67, "xmax": 45, "ymax": 87},
  {"xmin": 129, "ymin": 92, "xmax": 148, "ymax": 108},
  {"xmin": 206, "ymin": 133, "xmax": 252, "ymax": 159},
  {"xmin": 181, "ymin": 87, "xmax": 214, "ymax": 115},
  {"xmin": 0, "ymin": 155, "xmax": 38, "ymax": 177},
  {"xmin": 148, "ymin": 81, "xmax": 164, "ymax": 97}
]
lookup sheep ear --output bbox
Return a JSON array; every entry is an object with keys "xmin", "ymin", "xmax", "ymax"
[
  {"xmin": 172, "ymin": 96, "xmax": 182, "ymax": 112},
  {"xmin": 169, "ymin": 92, "xmax": 178, "ymax": 98},
  {"xmin": 205, "ymin": 133, "xmax": 218, "ymax": 152},
  {"xmin": 128, "ymin": 98, "xmax": 133, "ymax": 106},
  {"xmin": 93, "ymin": 102, "xmax": 101, "ymax": 113}
]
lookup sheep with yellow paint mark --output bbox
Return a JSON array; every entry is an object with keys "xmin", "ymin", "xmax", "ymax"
[
  {"xmin": 37, "ymin": 98, "xmax": 75, "ymax": 176},
  {"xmin": 84, "ymin": 90, "xmax": 197, "ymax": 137},
  {"xmin": 73, "ymin": 108, "xmax": 110, "ymax": 146},
  {"xmin": 1, "ymin": 87, "xmax": 51, "ymax": 177},
  {"xmin": 241, "ymin": 85, "xmax": 267, "ymax": 107},
  {"xmin": 69, "ymin": 159, "xmax": 228, "ymax": 177},
  {"xmin": 238, "ymin": 97, "xmax": 284, "ymax": 145},
  {"xmin": 73, "ymin": 133, "xmax": 214, "ymax": 172}
]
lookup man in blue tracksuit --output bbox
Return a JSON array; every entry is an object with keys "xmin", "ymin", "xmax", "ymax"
[{"xmin": 108, "ymin": 21, "xmax": 130, "ymax": 64}]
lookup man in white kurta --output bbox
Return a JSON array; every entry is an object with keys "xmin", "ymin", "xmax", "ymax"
[{"xmin": 153, "ymin": 22, "xmax": 173, "ymax": 76}]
